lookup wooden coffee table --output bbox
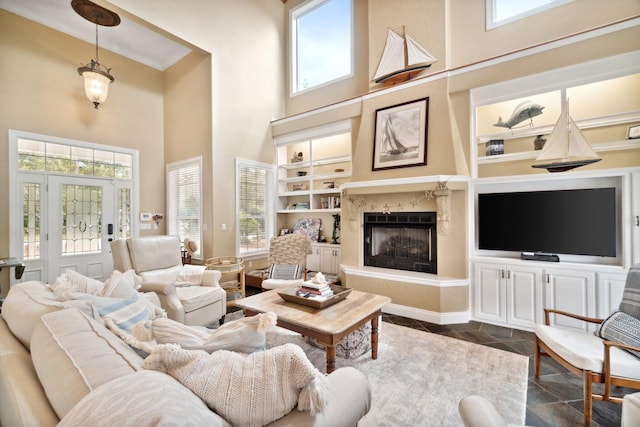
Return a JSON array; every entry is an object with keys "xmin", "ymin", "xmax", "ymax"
[{"xmin": 235, "ymin": 287, "xmax": 391, "ymax": 373}]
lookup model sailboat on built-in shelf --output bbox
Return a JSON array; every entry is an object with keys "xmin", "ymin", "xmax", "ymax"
[
  {"xmin": 373, "ymin": 27, "xmax": 437, "ymax": 86},
  {"xmin": 531, "ymin": 99, "xmax": 601, "ymax": 173}
]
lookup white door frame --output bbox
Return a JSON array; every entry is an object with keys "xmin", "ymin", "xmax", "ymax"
[{"xmin": 8, "ymin": 130, "xmax": 139, "ymax": 285}]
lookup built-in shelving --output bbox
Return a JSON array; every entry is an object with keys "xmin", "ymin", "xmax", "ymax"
[{"xmin": 274, "ymin": 123, "xmax": 352, "ymax": 213}]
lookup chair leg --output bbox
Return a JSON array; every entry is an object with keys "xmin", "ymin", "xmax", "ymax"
[
  {"xmin": 583, "ymin": 370, "xmax": 593, "ymax": 427},
  {"xmin": 534, "ymin": 337, "xmax": 541, "ymax": 378}
]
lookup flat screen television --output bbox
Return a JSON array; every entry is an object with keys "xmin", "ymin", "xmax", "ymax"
[{"xmin": 478, "ymin": 187, "xmax": 616, "ymax": 257}]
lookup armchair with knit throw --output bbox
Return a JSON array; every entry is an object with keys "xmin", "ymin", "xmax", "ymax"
[
  {"xmin": 534, "ymin": 263, "xmax": 640, "ymax": 426},
  {"xmin": 261, "ymin": 233, "xmax": 313, "ymax": 291},
  {"xmin": 111, "ymin": 235, "xmax": 226, "ymax": 327}
]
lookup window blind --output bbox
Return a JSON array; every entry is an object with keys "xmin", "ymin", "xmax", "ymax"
[
  {"xmin": 236, "ymin": 159, "xmax": 274, "ymax": 256},
  {"xmin": 167, "ymin": 157, "xmax": 202, "ymax": 258}
]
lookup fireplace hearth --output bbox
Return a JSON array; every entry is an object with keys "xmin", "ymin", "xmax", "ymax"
[{"xmin": 363, "ymin": 212, "xmax": 437, "ymax": 273}]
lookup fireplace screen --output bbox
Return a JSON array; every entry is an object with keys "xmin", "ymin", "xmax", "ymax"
[{"xmin": 364, "ymin": 212, "xmax": 437, "ymax": 273}]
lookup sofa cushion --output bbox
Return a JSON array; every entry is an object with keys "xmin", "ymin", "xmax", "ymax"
[
  {"xmin": 30, "ymin": 308, "xmax": 142, "ymax": 419},
  {"xmin": 0, "ymin": 316, "xmax": 59, "ymax": 427},
  {"xmin": 1, "ymin": 281, "xmax": 92, "ymax": 349},
  {"xmin": 58, "ymin": 371, "xmax": 229, "ymax": 427},
  {"xmin": 536, "ymin": 323, "xmax": 640, "ymax": 379},
  {"xmin": 595, "ymin": 310, "xmax": 640, "ymax": 359}
]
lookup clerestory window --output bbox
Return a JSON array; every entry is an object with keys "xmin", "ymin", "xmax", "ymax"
[
  {"xmin": 291, "ymin": 0, "xmax": 353, "ymax": 95},
  {"xmin": 486, "ymin": 0, "xmax": 573, "ymax": 30}
]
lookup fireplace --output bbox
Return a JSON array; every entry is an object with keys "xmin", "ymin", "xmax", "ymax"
[{"xmin": 363, "ymin": 212, "xmax": 437, "ymax": 273}]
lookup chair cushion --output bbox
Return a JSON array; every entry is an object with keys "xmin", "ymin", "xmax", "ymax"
[
  {"xmin": 58, "ymin": 371, "xmax": 229, "ymax": 427},
  {"xmin": 620, "ymin": 264, "xmax": 640, "ymax": 319},
  {"xmin": 596, "ymin": 310, "xmax": 640, "ymax": 359},
  {"xmin": 536, "ymin": 324, "xmax": 640, "ymax": 379},
  {"xmin": 261, "ymin": 278, "xmax": 304, "ymax": 290},
  {"xmin": 176, "ymin": 285, "xmax": 224, "ymax": 312},
  {"xmin": 268, "ymin": 263, "xmax": 303, "ymax": 280}
]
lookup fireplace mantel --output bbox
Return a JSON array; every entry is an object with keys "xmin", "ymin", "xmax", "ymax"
[{"xmin": 342, "ymin": 175, "xmax": 469, "ymax": 195}]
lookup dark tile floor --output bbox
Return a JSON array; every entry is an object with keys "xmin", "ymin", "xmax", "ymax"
[{"xmin": 382, "ymin": 314, "xmax": 628, "ymax": 427}]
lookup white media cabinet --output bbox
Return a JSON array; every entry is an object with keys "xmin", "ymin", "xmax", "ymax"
[{"xmin": 469, "ymin": 167, "xmax": 640, "ymax": 332}]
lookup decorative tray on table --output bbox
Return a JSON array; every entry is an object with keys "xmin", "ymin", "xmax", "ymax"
[{"xmin": 278, "ymin": 284, "xmax": 352, "ymax": 309}]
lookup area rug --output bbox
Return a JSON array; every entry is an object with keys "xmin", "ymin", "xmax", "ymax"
[{"xmin": 266, "ymin": 321, "xmax": 529, "ymax": 427}]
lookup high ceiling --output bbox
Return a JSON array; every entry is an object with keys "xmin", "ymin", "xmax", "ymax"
[{"xmin": 0, "ymin": 0, "xmax": 192, "ymax": 70}]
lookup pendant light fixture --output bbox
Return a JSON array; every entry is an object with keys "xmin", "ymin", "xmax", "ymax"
[{"xmin": 72, "ymin": 0, "xmax": 121, "ymax": 109}]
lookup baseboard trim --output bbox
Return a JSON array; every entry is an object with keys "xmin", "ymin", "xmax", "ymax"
[{"xmin": 383, "ymin": 302, "xmax": 469, "ymax": 325}]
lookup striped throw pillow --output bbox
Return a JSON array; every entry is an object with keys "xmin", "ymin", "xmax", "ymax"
[
  {"xmin": 268, "ymin": 263, "xmax": 303, "ymax": 280},
  {"xmin": 596, "ymin": 310, "xmax": 640, "ymax": 359}
]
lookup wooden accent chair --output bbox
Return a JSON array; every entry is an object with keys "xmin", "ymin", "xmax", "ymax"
[
  {"xmin": 260, "ymin": 233, "xmax": 312, "ymax": 291},
  {"xmin": 534, "ymin": 264, "xmax": 640, "ymax": 426}
]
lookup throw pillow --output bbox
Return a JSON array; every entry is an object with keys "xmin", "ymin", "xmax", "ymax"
[
  {"xmin": 77, "ymin": 292, "xmax": 159, "ymax": 333},
  {"xmin": 99, "ymin": 270, "xmax": 142, "ymax": 298},
  {"xmin": 132, "ymin": 311, "xmax": 277, "ymax": 353},
  {"xmin": 142, "ymin": 343, "xmax": 328, "ymax": 427},
  {"xmin": 65, "ymin": 269, "xmax": 105, "ymax": 294},
  {"xmin": 619, "ymin": 264, "xmax": 640, "ymax": 319},
  {"xmin": 48, "ymin": 270, "xmax": 104, "ymax": 300},
  {"xmin": 269, "ymin": 263, "xmax": 303, "ymax": 280},
  {"xmin": 595, "ymin": 310, "xmax": 640, "ymax": 359}
]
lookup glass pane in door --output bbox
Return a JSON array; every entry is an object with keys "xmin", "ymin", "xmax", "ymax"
[
  {"xmin": 62, "ymin": 184, "xmax": 102, "ymax": 255},
  {"xmin": 22, "ymin": 182, "xmax": 41, "ymax": 260},
  {"xmin": 118, "ymin": 187, "xmax": 131, "ymax": 239}
]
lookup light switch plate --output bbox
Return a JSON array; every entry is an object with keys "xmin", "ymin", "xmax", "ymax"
[{"xmin": 140, "ymin": 213, "xmax": 152, "ymax": 221}]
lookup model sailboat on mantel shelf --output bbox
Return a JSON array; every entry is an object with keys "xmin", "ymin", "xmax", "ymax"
[
  {"xmin": 531, "ymin": 99, "xmax": 601, "ymax": 173},
  {"xmin": 373, "ymin": 27, "xmax": 437, "ymax": 86}
]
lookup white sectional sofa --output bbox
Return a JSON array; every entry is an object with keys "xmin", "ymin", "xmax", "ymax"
[{"xmin": 0, "ymin": 281, "xmax": 372, "ymax": 426}]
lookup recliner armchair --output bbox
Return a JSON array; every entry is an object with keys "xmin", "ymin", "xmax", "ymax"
[{"xmin": 111, "ymin": 235, "xmax": 226, "ymax": 326}]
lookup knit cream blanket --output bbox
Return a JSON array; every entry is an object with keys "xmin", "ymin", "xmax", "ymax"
[{"xmin": 142, "ymin": 342, "xmax": 329, "ymax": 427}]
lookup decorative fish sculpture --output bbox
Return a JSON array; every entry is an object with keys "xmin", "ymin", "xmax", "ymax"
[{"xmin": 494, "ymin": 101, "xmax": 545, "ymax": 129}]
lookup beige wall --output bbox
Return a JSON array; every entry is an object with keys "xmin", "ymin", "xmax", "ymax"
[
  {"xmin": 0, "ymin": 10, "xmax": 165, "ymax": 294},
  {"xmin": 163, "ymin": 51, "xmax": 214, "ymax": 256},
  {"xmin": 449, "ymin": 0, "xmax": 640, "ymax": 69},
  {"xmin": 108, "ymin": 0, "xmax": 286, "ymax": 259}
]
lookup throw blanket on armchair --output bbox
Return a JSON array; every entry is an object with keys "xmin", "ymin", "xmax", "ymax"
[{"xmin": 142, "ymin": 343, "xmax": 329, "ymax": 427}]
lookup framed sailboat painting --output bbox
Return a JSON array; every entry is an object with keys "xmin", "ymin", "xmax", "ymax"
[{"xmin": 372, "ymin": 97, "xmax": 429, "ymax": 171}]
